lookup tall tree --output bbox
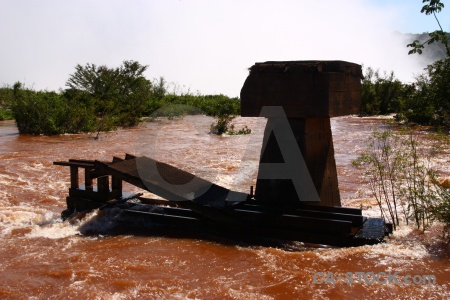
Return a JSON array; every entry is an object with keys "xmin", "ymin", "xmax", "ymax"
[
  {"xmin": 66, "ymin": 60, "xmax": 152, "ymax": 128},
  {"xmin": 402, "ymin": 0, "xmax": 450, "ymax": 128}
]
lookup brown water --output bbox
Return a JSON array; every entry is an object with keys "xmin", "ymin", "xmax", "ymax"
[{"xmin": 0, "ymin": 116, "xmax": 449, "ymax": 299}]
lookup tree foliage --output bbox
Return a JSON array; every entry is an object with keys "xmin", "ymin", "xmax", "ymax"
[
  {"xmin": 400, "ymin": 58, "xmax": 450, "ymax": 127},
  {"xmin": 407, "ymin": 0, "xmax": 450, "ymax": 57},
  {"xmin": 66, "ymin": 60, "xmax": 153, "ymax": 128},
  {"xmin": 354, "ymin": 1, "xmax": 450, "ymax": 128},
  {"xmin": 10, "ymin": 82, "xmax": 95, "ymax": 135},
  {"xmin": 0, "ymin": 87, "xmax": 14, "ymax": 120},
  {"xmin": 360, "ymin": 67, "xmax": 406, "ymax": 116},
  {"xmin": 7, "ymin": 60, "xmax": 244, "ymax": 135},
  {"xmin": 353, "ymin": 128, "xmax": 450, "ymax": 232}
]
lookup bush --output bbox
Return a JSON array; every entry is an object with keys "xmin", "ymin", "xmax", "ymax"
[
  {"xmin": 353, "ymin": 127, "xmax": 449, "ymax": 233},
  {"xmin": 0, "ymin": 107, "xmax": 13, "ymax": 120},
  {"xmin": 7, "ymin": 60, "xmax": 245, "ymax": 135},
  {"xmin": 10, "ymin": 83, "xmax": 98, "ymax": 135},
  {"xmin": 149, "ymin": 103, "xmax": 203, "ymax": 120},
  {"xmin": 9, "ymin": 81, "xmax": 244, "ymax": 135},
  {"xmin": 352, "ymin": 129, "xmax": 402, "ymax": 229},
  {"xmin": 360, "ymin": 60, "xmax": 450, "ymax": 131},
  {"xmin": 433, "ymin": 192, "xmax": 450, "ymax": 238},
  {"xmin": 209, "ymin": 115, "xmax": 251, "ymax": 135},
  {"xmin": 0, "ymin": 87, "xmax": 14, "ymax": 120},
  {"xmin": 11, "ymin": 83, "xmax": 67, "ymax": 135},
  {"xmin": 210, "ymin": 115, "xmax": 233, "ymax": 135},
  {"xmin": 150, "ymin": 93, "xmax": 246, "ymax": 135},
  {"xmin": 400, "ymin": 58, "xmax": 450, "ymax": 128},
  {"xmin": 227, "ymin": 124, "xmax": 251, "ymax": 135},
  {"xmin": 360, "ymin": 67, "xmax": 408, "ymax": 116},
  {"xmin": 66, "ymin": 60, "xmax": 154, "ymax": 129},
  {"xmin": 156, "ymin": 94, "xmax": 240, "ymax": 117}
]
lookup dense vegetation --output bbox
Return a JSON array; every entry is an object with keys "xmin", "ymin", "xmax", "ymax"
[
  {"xmin": 360, "ymin": 57, "xmax": 450, "ymax": 129},
  {"xmin": 361, "ymin": 0, "xmax": 449, "ymax": 131},
  {"xmin": 360, "ymin": 67, "xmax": 405, "ymax": 116},
  {"xmin": 0, "ymin": 87, "xmax": 13, "ymax": 120},
  {"xmin": 356, "ymin": 0, "xmax": 450, "ymax": 238},
  {"xmin": 353, "ymin": 129, "xmax": 450, "ymax": 233},
  {"xmin": 2, "ymin": 1, "xmax": 447, "ymax": 134},
  {"xmin": 1, "ymin": 61, "xmax": 241, "ymax": 135}
]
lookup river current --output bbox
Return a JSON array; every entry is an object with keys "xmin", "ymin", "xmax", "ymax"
[{"xmin": 0, "ymin": 115, "xmax": 449, "ymax": 299}]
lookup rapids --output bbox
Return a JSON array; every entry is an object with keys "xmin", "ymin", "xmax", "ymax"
[{"xmin": 0, "ymin": 116, "xmax": 449, "ymax": 299}]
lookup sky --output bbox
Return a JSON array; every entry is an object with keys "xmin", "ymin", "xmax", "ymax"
[{"xmin": 1, "ymin": 0, "xmax": 449, "ymax": 97}]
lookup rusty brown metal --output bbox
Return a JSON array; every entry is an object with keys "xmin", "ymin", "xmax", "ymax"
[{"xmin": 54, "ymin": 154, "xmax": 390, "ymax": 246}]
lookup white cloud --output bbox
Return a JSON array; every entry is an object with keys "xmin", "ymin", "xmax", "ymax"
[{"xmin": 0, "ymin": 0, "xmax": 440, "ymax": 96}]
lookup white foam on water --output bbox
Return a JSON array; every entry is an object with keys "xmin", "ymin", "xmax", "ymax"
[
  {"xmin": 26, "ymin": 219, "xmax": 80, "ymax": 239},
  {"xmin": 237, "ymin": 223, "xmax": 431, "ymax": 276},
  {"xmin": 314, "ymin": 225, "xmax": 430, "ymax": 273},
  {"xmin": 0, "ymin": 173, "xmax": 12, "ymax": 184},
  {"xmin": 22, "ymin": 162, "xmax": 46, "ymax": 172},
  {"xmin": 0, "ymin": 173, "xmax": 29, "ymax": 187},
  {"xmin": 89, "ymin": 283, "xmax": 203, "ymax": 300},
  {"xmin": 0, "ymin": 203, "xmax": 83, "ymax": 239},
  {"xmin": 0, "ymin": 206, "xmax": 51, "ymax": 228},
  {"xmin": 0, "ymin": 191, "xmax": 12, "ymax": 205},
  {"xmin": 227, "ymin": 288, "xmax": 274, "ymax": 300}
]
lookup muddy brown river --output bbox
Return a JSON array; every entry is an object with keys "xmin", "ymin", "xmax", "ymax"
[{"xmin": 0, "ymin": 115, "xmax": 449, "ymax": 299}]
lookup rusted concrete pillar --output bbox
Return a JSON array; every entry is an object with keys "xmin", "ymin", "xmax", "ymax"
[{"xmin": 240, "ymin": 61, "xmax": 362, "ymax": 207}]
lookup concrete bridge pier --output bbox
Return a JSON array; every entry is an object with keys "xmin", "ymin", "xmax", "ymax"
[{"xmin": 240, "ymin": 61, "xmax": 363, "ymax": 207}]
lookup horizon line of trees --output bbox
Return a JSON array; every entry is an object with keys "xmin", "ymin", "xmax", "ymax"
[
  {"xmin": 356, "ymin": 0, "xmax": 450, "ymax": 238},
  {"xmin": 0, "ymin": 0, "xmax": 448, "ymax": 134},
  {"xmin": 0, "ymin": 60, "xmax": 241, "ymax": 135},
  {"xmin": 1, "ymin": 54, "xmax": 449, "ymax": 134},
  {"xmin": 362, "ymin": 0, "xmax": 449, "ymax": 129},
  {"xmin": 360, "ymin": 57, "xmax": 450, "ymax": 128}
]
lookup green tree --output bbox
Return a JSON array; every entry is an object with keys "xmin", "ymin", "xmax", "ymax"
[
  {"xmin": 10, "ymin": 82, "xmax": 97, "ymax": 135},
  {"xmin": 151, "ymin": 76, "xmax": 167, "ymax": 100},
  {"xmin": 0, "ymin": 86, "xmax": 14, "ymax": 120},
  {"xmin": 353, "ymin": 128, "xmax": 449, "ymax": 232},
  {"xmin": 360, "ymin": 67, "xmax": 405, "ymax": 116},
  {"xmin": 401, "ymin": 58, "xmax": 450, "ymax": 127},
  {"xmin": 66, "ymin": 60, "xmax": 153, "ymax": 128},
  {"xmin": 401, "ymin": 1, "xmax": 450, "ymax": 128}
]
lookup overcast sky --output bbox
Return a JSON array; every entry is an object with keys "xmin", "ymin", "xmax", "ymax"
[{"xmin": 1, "ymin": 0, "xmax": 449, "ymax": 97}]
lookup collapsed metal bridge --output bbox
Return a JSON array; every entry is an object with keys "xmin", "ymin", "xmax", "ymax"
[
  {"xmin": 54, "ymin": 61, "xmax": 392, "ymax": 246},
  {"xmin": 54, "ymin": 153, "xmax": 391, "ymax": 247}
]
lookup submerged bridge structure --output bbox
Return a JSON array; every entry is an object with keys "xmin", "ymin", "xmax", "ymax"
[{"xmin": 54, "ymin": 61, "xmax": 392, "ymax": 247}]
